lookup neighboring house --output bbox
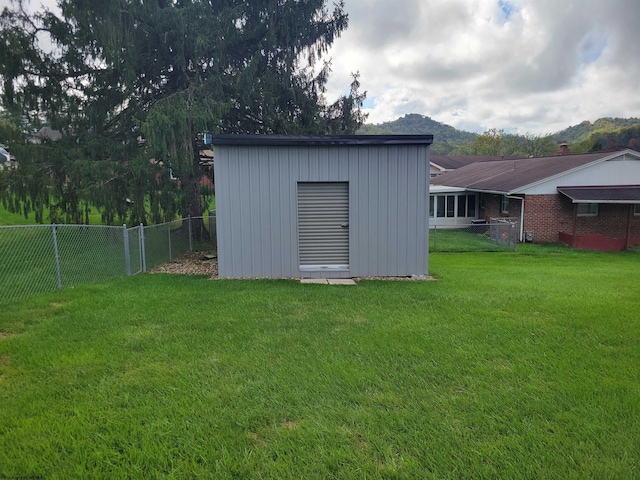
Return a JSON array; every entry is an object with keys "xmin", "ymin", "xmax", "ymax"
[
  {"xmin": 212, "ymin": 134, "xmax": 432, "ymax": 279},
  {"xmin": 0, "ymin": 145, "xmax": 17, "ymax": 171},
  {"xmin": 429, "ymin": 184, "xmax": 480, "ymax": 228},
  {"xmin": 430, "ymin": 155, "xmax": 524, "ymax": 177},
  {"xmin": 429, "ymin": 155, "xmax": 526, "ymax": 228},
  {"xmin": 431, "ymin": 149, "xmax": 640, "ymax": 251},
  {"xmin": 30, "ymin": 126, "xmax": 62, "ymax": 143}
]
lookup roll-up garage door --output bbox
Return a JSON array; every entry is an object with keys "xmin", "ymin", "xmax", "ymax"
[{"xmin": 297, "ymin": 182, "xmax": 349, "ymax": 268}]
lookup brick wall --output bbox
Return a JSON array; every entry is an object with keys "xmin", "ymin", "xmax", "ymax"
[
  {"xmin": 479, "ymin": 194, "xmax": 522, "ymax": 220},
  {"xmin": 480, "ymin": 193, "xmax": 640, "ymax": 245},
  {"xmin": 521, "ymin": 194, "xmax": 573, "ymax": 243}
]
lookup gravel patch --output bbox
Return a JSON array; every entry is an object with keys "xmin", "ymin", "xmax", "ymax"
[{"xmin": 150, "ymin": 250, "xmax": 218, "ymax": 278}]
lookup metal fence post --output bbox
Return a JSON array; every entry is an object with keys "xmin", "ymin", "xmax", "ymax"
[
  {"xmin": 168, "ymin": 221, "xmax": 172, "ymax": 261},
  {"xmin": 140, "ymin": 223, "xmax": 147, "ymax": 273},
  {"xmin": 52, "ymin": 224, "xmax": 62, "ymax": 289},
  {"xmin": 433, "ymin": 225, "xmax": 437, "ymax": 252},
  {"xmin": 123, "ymin": 224, "xmax": 131, "ymax": 276},
  {"xmin": 188, "ymin": 215, "xmax": 193, "ymax": 251}
]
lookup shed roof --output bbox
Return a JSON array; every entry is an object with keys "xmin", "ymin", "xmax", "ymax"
[
  {"xmin": 558, "ymin": 185, "xmax": 640, "ymax": 204},
  {"xmin": 209, "ymin": 134, "xmax": 433, "ymax": 146},
  {"xmin": 430, "ymin": 150, "xmax": 634, "ymax": 193}
]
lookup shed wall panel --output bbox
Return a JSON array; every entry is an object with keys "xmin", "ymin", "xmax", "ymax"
[{"xmin": 214, "ymin": 144, "xmax": 429, "ymax": 278}]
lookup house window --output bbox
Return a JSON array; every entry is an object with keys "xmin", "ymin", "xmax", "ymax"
[
  {"xmin": 577, "ymin": 203, "xmax": 599, "ymax": 217},
  {"xmin": 467, "ymin": 195, "xmax": 477, "ymax": 217},
  {"xmin": 457, "ymin": 195, "xmax": 467, "ymax": 217},
  {"xmin": 453, "ymin": 194, "xmax": 478, "ymax": 217},
  {"xmin": 437, "ymin": 196, "xmax": 445, "ymax": 217},
  {"xmin": 431, "ymin": 193, "xmax": 479, "ymax": 219},
  {"xmin": 446, "ymin": 195, "xmax": 455, "ymax": 217},
  {"xmin": 634, "ymin": 204, "xmax": 640, "ymax": 216},
  {"xmin": 501, "ymin": 195, "xmax": 509, "ymax": 214}
]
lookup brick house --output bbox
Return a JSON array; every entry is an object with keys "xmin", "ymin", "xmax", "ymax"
[{"xmin": 431, "ymin": 149, "xmax": 640, "ymax": 251}]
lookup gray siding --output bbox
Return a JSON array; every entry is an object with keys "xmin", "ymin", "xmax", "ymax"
[{"xmin": 215, "ymin": 144, "xmax": 430, "ymax": 278}]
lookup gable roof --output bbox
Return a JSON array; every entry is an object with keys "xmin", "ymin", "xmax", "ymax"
[
  {"xmin": 31, "ymin": 126, "xmax": 62, "ymax": 142},
  {"xmin": 430, "ymin": 150, "xmax": 639, "ymax": 194}
]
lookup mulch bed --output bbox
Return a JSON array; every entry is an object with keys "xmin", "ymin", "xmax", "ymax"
[{"xmin": 150, "ymin": 250, "xmax": 218, "ymax": 278}]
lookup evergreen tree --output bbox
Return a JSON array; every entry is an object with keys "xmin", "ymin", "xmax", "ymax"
[{"xmin": 0, "ymin": 0, "xmax": 366, "ymax": 227}]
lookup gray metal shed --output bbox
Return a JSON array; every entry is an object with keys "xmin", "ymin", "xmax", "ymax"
[{"xmin": 212, "ymin": 135, "xmax": 432, "ymax": 279}]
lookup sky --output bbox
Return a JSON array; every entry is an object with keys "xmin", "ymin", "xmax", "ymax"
[
  {"xmin": 2, "ymin": 0, "xmax": 639, "ymax": 135},
  {"xmin": 323, "ymin": 0, "xmax": 640, "ymax": 134}
]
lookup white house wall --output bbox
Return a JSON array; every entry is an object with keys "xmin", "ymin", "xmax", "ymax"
[
  {"xmin": 215, "ymin": 144, "xmax": 430, "ymax": 278},
  {"xmin": 522, "ymin": 155, "xmax": 640, "ymax": 194}
]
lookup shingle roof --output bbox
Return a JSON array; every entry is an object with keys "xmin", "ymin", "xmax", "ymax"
[
  {"xmin": 430, "ymin": 155, "xmax": 524, "ymax": 170},
  {"xmin": 558, "ymin": 185, "xmax": 640, "ymax": 203},
  {"xmin": 33, "ymin": 126, "xmax": 62, "ymax": 141},
  {"xmin": 430, "ymin": 151, "xmax": 621, "ymax": 193}
]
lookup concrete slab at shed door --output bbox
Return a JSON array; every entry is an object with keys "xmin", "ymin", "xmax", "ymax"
[{"xmin": 297, "ymin": 182, "xmax": 349, "ymax": 272}]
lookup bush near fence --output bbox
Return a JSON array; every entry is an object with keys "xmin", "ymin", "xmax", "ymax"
[{"xmin": 0, "ymin": 215, "xmax": 216, "ymax": 305}]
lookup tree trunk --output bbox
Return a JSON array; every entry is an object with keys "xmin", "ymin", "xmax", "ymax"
[{"xmin": 183, "ymin": 152, "xmax": 206, "ymax": 239}]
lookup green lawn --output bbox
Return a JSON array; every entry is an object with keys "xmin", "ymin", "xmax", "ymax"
[
  {"xmin": 1, "ymin": 248, "xmax": 639, "ymax": 479},
  {"xmin": 0, "ymin": 202, "xmax": 106, "ymax": 226},
  {"xmin": 0, "ymin": 196, "xmax": 216, "ymax": 227},
  {"xmin": 430, "ymin": 226, "xmax": 515, "ymax": 252},
  {"xmin": 0, "ymin": 217, "xmax": 216, "ymax": 305}
]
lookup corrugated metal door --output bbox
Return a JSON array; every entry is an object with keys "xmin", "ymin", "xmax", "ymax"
[{"xmin": 297, "ymin": 182, "xmax": 349, "ymax": 268}]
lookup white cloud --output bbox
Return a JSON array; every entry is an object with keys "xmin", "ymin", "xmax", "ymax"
[
  {"xmin": 3, "ymin": 0, "xmax": 638, "ymax": 135},
  {"xmin": 325, "ymin": 0, "xmax": 640, "ymax": 133}
]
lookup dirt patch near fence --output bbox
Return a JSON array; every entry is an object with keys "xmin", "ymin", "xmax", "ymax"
[{"xmin": 150, "ymin": 250, "xmax": 218, "ymax": 278}]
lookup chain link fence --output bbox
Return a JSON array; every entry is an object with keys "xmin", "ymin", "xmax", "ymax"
[
  {"xmin": 430, "ymin": 221, "xmax": 518, "ymax": 252},
  {"xmin": 0, "ymin": 214, "xmax": 216, "ymax": 305}
]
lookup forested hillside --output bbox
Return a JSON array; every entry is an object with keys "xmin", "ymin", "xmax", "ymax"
[
  {"xmin": 554, "ymin": 118, "xmax": 640, "ymax": 144},
  {"xmin": 357, "ymin": 114, "xmax": 477, "ymax": 154},
  {"xmin": 358, "ymin": 114, "xmax": 640, "ymax": 155},
  {"xmin": 554, "ymin": 118, "xmax": 640, "ymax": 153}
]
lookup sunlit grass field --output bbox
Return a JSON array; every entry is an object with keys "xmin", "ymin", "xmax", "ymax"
[
  {"xmin": 0, "ymin": 197, "xmax": 216, "ymax": 227},
  {"xmin": 1, "ymin": 247, "xmax": 639, "ymax": 478}
]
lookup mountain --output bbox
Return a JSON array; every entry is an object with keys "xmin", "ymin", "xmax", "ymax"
[
  {"xmin": 553, "ymin": 117, "xmax": 640, "ymax": 144},
  {"xmin": 358, "ymin": 114, "xmax": 640, "ymax": 155},
  {"xmin": 357, "ymin": 114, "xmax": 477, "ymax": 154}
]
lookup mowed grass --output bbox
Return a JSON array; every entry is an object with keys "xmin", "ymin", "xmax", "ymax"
[
  {"xmin": 0, "ymin": 203, "xmax": 105, "ymax": 226},
  {"xmin": 430, "ymin": 227, "xmax": 514, "ymax": 252},
  {"xmin": 0, "ymin": 197, "xmax": 216, "ymax": 227},
  {"xmin": 1, "ymin": 248, "xmax": 639, "ymax": 479}
]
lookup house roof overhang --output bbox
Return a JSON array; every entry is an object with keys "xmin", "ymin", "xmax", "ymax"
[
  {"xmin": 429, "ymin": 185, "xmax": 467, "ymax": 193},
  {"xmin": 430, "ymin": 149, "xmax": 640, "ymax": 194},
  {"xmin": 557, "ymin": 185, "xmax": 640, "ymax": 204},
  {"xmin": 210, "ymin": 134, "xmax": 433, "ymax": 147}
]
